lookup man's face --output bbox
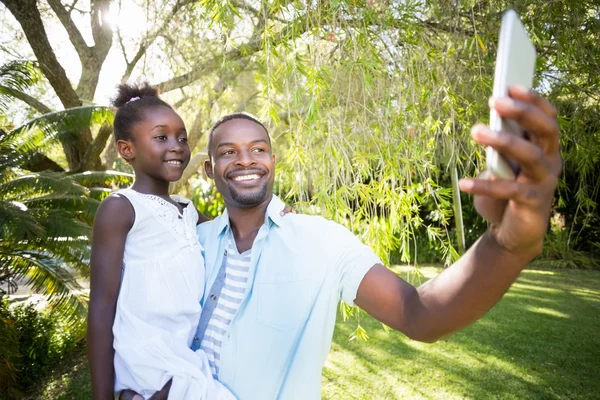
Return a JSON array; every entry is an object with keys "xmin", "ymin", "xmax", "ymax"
[{"xmin": 205, "ymin": 118, "xmax": 275, "ymax": 208}]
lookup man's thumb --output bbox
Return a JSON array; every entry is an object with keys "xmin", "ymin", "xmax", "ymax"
[{"xmin": 133, "ymin": 396, "xmax": 144, "ymax": 400}]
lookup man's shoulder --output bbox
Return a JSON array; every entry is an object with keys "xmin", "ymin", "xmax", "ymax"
[{"xmin": 277, "ymin": 213, "xmax": 356, "ymax": 240}]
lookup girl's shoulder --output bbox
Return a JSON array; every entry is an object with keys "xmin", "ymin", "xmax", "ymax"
[{"xmin": 95, "ymin": 192, "xmax": 135, "ymax": 230}]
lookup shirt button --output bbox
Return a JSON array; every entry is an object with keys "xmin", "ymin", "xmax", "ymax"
[
  {"xmin": 193, "ymin": 336, "xmax": 199, "ymax": 343},
  {"xmin": 210, "ymin": 294, "xmax": 217, "ymax": 300}
]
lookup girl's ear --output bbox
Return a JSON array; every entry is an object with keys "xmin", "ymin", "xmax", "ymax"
[{"xmin": 117, "ymin": 139, "xmax": 135, "ymax": 162}]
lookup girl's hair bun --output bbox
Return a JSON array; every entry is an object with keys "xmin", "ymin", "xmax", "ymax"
[{"xmin": 112, "ymin": 82, "xmax": 160, "ymax": 108}]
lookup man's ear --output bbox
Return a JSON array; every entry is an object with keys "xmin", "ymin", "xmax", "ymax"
[
  {"xmin": 204, "ymin": 159, "xmax": 214, "ymax": 179},
  {"xmin": 117, "ymin": 139, "xmax": 135, "ymax": 162}
]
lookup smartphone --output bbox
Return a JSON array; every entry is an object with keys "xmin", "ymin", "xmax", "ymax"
[{"xmin": 487, "ymin": 9, "xmax": 536, "ymax": 180}]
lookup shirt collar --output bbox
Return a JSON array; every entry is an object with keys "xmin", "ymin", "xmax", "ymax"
[{"xmin": 214, "ymin": 194, "xmax": 284, "ymax": 236}]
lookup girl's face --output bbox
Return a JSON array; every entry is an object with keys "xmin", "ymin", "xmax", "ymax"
[{"xmin": 124, "ymin": 106, "xmax": 191, "ymax": 183}]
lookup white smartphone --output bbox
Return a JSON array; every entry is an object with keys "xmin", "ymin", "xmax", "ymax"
[{"xmin": 487, "ymin": 9, "xmax": 536, "ymax": 179}]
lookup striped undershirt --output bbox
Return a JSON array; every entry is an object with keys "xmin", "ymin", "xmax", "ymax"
[{"xmin": 200, "ymin": 232, "xmax": 251, "ymax": 378}]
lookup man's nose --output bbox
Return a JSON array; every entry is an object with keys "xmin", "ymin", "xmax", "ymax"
[{"xmin": 235, "ymin": 149, "xmax": 256, "ymax": 166}]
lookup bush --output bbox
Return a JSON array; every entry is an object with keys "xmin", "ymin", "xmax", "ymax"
[
  {"xmin": 0, "ymin": 298, "xmax": 85, "ymax": 398},
  {"xmin": 537, "ymin": 227, "xmax": 600, "ymax": 270}
]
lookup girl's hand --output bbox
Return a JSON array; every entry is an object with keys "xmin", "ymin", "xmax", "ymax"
[{"xmin": 280, "ymin": 205, "xmax": 297, "ymax": 216}]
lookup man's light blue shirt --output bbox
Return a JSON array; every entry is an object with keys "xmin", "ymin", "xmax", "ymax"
[{"xmin": 195, "ymin": 195, "xmax": 380, "ymax": 399}]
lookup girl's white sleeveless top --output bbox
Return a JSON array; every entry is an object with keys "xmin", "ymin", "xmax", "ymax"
[{"xmin": 111, "ymin": 188, "xmax": 207, "ymax": 396}]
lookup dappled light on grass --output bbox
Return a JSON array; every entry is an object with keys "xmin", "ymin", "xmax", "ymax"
[
  {"xmin": 524, "ymin": 306, "xmax": 570, "ymax": 319},
  {"xmin": 323, "ymin": 266, "xmax": 600, "ymax": 399}
]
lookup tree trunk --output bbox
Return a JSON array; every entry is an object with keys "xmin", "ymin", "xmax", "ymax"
[
  {"xmin": 451, "ymin": 163, "xmax": 466, "ymax": 255},
  {"xmin": 1, "ymin": 0, "xmax": 108, "ymax": 171}
]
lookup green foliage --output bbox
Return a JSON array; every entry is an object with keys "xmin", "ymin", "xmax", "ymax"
[
  {"xmin": 6, "ymin": 106, "xmax": 113, "ymax": 159},
  {"xmin": 0, "ymin": 120, "xmax": 98, "ymax": 320},
  {"xmin": 0, "ymin": 299, "xmax": 22, "ymax": 399},
  {"xmin": 0, "ymin": 60, "xmax": 41, "ymax": 112},
  {"xmin": 538, "ymin": 225, "xmax": 600, "ymax": 270},
  {"xmin": 0, "ymin": 299, "xmax": 84, "ymax": 399},
  {"xmin": 191, "ymin": 178, "xmax": 226, "ymax": 219}
]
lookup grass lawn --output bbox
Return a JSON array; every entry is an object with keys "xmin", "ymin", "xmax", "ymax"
[{"xmin": 28, "ymin": 267, "xmax": 600, "ymax": 400}]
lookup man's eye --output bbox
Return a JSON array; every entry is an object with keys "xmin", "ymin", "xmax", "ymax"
[
  {"xmin": 221, "ymin": 150, "xmax": 234, "ymax": 156},
  {"xmin": 253, "ymin": 148, "xmax": 265, "ymax": 153}
]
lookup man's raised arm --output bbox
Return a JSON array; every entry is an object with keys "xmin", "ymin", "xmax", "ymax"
[{"xmin": 355, "ymin": 86, "xmax": 560, "ymax": 342}]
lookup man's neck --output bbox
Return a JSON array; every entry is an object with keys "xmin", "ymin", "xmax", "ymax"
[{"xmin": 226, "ymin": 194, "xmax": 273, "ymax": 253}]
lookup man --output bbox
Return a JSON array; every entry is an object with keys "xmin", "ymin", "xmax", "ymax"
[{"xmin": 123, "ymin": 85, "xmax": 560, "ymax": 399}]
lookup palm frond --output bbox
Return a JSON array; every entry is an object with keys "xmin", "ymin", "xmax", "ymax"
[
  {"xmin": 0, "ymin": 60, "xmax": 41, "ymax": 91},
  {"xmin": 0, "ymin": 251, "xmax": 88, "ymax": 320},
  {"xmin": 70, "ymin": 170, "xmax": 134, "ymax": 188},
  {"xmin": 0, "ymin": 200, "xmax": 47, "ymax": 241},
  {"xmin": 4, "ymin": 107, "xmax": 114, "ymax": 165},
  {"xmin": 0, "ymin": 171, "xmax": 88, "ymax": 199},
  {"xmin": 0, "ymin": 60, "xmax": 42, "ymax": 113},
  {"xmin": 25, "ymin": 196, "xmax": 99, "ymax": 223}
]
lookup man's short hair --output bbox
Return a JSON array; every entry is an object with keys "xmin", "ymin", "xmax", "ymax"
[{"xmin": 207, "ymin": 113, "xmax": 270, "ymax": 159}]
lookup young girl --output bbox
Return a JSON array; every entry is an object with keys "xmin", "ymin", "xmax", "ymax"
[{"xmin": 87, "ymin": 83, "xmax": 235, "ymax": 399}]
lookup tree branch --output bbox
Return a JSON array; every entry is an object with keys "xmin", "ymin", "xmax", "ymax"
[
  {"xmin": 23, "ymin": 152, "xmax": 65, "ymax": 172},
  {"xmin": 90, "ymin": 0, "xmax": 112, "ymax": 55},
  {"xmin": 76, "ymin": 0, "xmax": 113, "ymax": 100},
  {"xmin": 0, "ymin": 85, "xmax": 53, "ymax": 114},
  {"xmin": 234, "ymin": 91, "xmax": 260, "ymax": 112},
  {"xmin": 121, "ymin": 0, "xmax": 196, "ymax": 82},
  {"xmin": 66, "ymin": 0, "xmax": 80, "ymax": 14},
  {"xmin": 81, "ymin": 123, "xmax": 112, "ymax": 171},
  {"xmin": 156, "ymin": 15, "xmax": 308, "ymax": 93},
  {"xmin": 231, "ymin": 0, "xmax": 288, "ymax": 23},
  {"xmin": 1, "ymin": 0, "xmax": 82, "ymax": 108},
  {"xmin": 46, "ymin": 0, "xmax": 90, "ymax": 60}
]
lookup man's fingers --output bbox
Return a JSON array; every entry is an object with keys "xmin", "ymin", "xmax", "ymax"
[
  {"xmin": 471, "ymin": 124, "xmax": 551, "ymax": 181},
  {"xmin": 133, "ymin": 396, "xmax": 144, "ymax": 400},
  {"xmin": 459, "ymin": 177, "xmax": 541, "ymax": 205},
  {"xmin": 508, "ymin": 85, "xmax": 558, "ymax": 118},
  {"xmin": 490, "ymin": 96, "xmax": 559, "ymax": 153}
]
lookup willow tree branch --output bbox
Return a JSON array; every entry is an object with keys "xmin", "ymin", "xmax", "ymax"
[{"xmin": 156, "ymin": 16, "xmax": 308, "ymax": 93}]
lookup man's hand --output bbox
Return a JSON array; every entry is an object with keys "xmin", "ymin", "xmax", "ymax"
[
  {"xmin": 119, "ymin": 379, "xmax": 171, "ymax": 400},
  {"xmin": 459, "ymin": 85, "xmax": 561, "ymax": 257},
  {"xmin": 119, "ymin": 390, "xmax": 144, "ymax": 400}
]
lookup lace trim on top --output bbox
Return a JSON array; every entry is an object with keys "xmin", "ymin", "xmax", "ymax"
[{"xmin": 125, "ymin": 190, "xmax": 199, "ymax": 248}]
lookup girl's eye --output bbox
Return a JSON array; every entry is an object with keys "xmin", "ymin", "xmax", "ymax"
[
  {"xmin": 155, "ymin": 134, "xmax": 167, "ymax": 141},
  {"xmin": 179, "ymin": 137, "xmax": 188, "ymax": 143}
]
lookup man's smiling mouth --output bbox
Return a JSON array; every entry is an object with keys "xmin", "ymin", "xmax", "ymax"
[{"xmin": 231, "ymin": 174, "xmax": 261, "ymax": 182}]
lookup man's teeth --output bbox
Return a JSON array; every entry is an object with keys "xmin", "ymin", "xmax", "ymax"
[
  {"xmin": 232, "ymin": 174, "xmax": 261, "ymax": 181},
  {"xmin": 165, "ymin": 160, "xmax": 182, "ymax": 165}
]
